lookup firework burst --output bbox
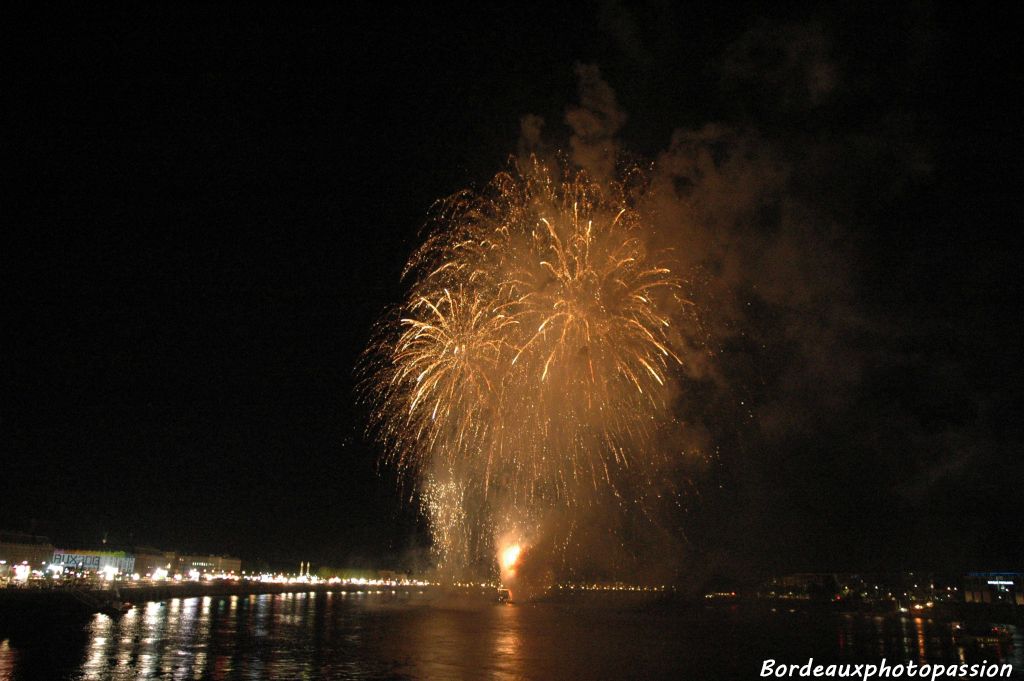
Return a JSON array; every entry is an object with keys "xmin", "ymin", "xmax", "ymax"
[{"xmin": 363, "ymin": 157, "xmax": 701, "ymax": 574}]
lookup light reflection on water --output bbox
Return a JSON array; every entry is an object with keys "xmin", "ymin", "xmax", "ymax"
[{"xmin": 0, "ymin": 594, "xmax": 1021, "ymax": 680}]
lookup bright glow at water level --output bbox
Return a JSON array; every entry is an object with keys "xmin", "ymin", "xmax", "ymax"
[{"xmin": 501, "ymin": 545, "xmax": 521, "ymax": 572}]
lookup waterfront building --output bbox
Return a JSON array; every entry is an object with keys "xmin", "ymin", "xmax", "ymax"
[
  {"xmin": 963, "ymin": 572, "xmax": 1023, "ymax": 606},
  {"xmin": 0, "ymin": 531, "xmax": 56, "ymax": 571},
  {"xmin": 175, "ymin": 554, "xmax": 241, "ymax": 575},
  {"xmin": 132, "ymin": 546, "xmax": 173, "ymax": 577},
  {"xmin": 51, "ymin": 548, "xmax": 136, "ymax": 576}
]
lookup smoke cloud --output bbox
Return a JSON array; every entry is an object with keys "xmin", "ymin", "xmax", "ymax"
[{"xmin": 506, "ymin": 16, "xmax": 947, "ymax": 584}]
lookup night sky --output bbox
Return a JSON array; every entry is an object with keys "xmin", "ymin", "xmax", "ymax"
[{"xmin": 4, "ymin": 5, "xmax": 1020, "ymax": 577}]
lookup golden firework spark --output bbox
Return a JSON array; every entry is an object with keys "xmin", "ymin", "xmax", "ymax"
[{"xmin": 363, "ymin": 157, "xmax": 699, "ymax": 572}]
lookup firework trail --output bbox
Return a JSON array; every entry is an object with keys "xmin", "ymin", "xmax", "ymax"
[{"xmin": 363, "ymin": 157, "xmax": 702, "ymax": 577}]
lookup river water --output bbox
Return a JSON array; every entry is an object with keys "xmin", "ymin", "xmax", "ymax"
[{"xmin": 1, "ymin": 592, "xmax": 1021, "ymax": 680}]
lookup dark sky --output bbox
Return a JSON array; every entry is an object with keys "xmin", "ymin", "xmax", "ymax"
[{"xmin": 4, "ymin": 4, "xmax": 1020, "ymax": 576}]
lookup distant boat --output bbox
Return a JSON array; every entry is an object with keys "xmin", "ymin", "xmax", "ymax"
[
  {"xmin": 99, "ymin": 600, "xmax": 133, "ymax": 617},
  {"xmin": 953, "ymin": 623, "xmax": 1013, "ymax": 646},
  {"xmin": 67, "ymin": 587, "xmax": 133, "ymax": 617}
]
